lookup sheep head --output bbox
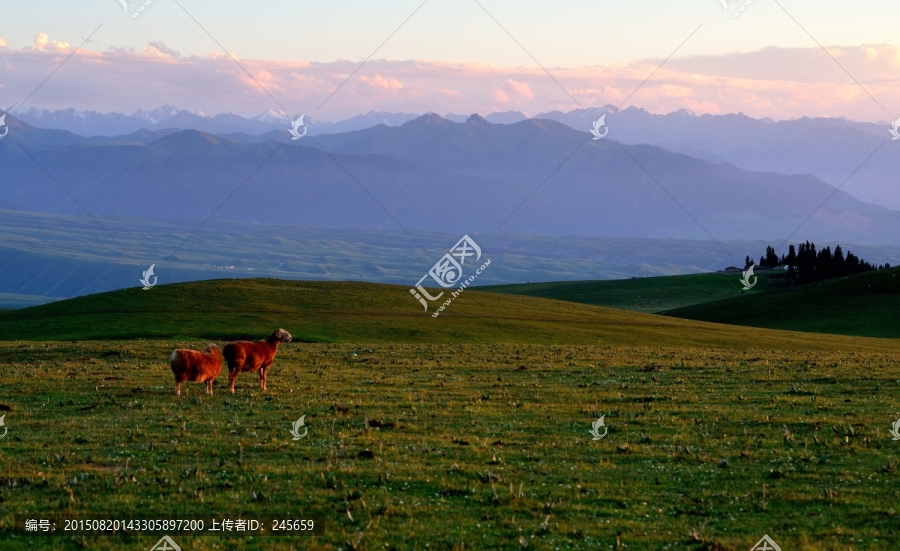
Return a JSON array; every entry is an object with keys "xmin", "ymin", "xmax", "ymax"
[{"xmin": 272, "ymin": 328, "xmax": 293, "ymax": 343}]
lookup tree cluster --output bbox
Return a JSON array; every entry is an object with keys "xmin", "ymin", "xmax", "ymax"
[{"xmin": 745, "ymin": 242, "xmax": 889, "ymax": 284}]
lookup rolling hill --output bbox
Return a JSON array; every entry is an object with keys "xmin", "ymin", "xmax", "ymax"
[
  {"xmin": 478, "ymin": 267, "xmax": 900, "ymax": 339},
  {"xmin": 664, "ymin": 265, "xmax": 900, "ymax": 338},
  {"xmin": 1, "ymin": 278, "xmax": 899, "ymax": 352},
  {"xmin": 476, "ymin": 271, "xmax": 783, "ymax": 313}
]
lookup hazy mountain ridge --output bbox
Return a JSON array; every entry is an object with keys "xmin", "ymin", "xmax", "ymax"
[
  {"xmin": 2, "ymin": 113, "xmax": 899, "ymax": 244},
  {"xmin": 10, "ymin": 106, "xmax": 423, "ymax": 138},
  {"xmin": 9, "ymin": 104, "xmax": 898, "ymax": 210},
  {"xmin": 532, "ymin": 106, "xmax": 900, "ymax": 209}
]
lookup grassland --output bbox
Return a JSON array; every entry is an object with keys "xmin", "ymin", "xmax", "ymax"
[
  {"xmin": 477, "ymin": 271, "xmax": 784, "ymax": 314},
  {"xmin": 480, "ymin": 267, "xmax": 900, "ymax": 340},
  {"xmin": 0, "ymin": 278, "xmax": 898, "ymax": 352},
  {"xmin": 1, "ymin": 280, "xmax": 900, "ymax": 550},
  {"xmin": 1, "ymin": 340, "xmax": 899, "ymax": 551},
  {"xmin": 666, "ymin": 266, "xmax": 900, "ymax": 339}
]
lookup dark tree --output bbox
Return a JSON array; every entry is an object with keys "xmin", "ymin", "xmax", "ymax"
[
  {"xmin": 833, "ymin": 245, "xmax": 846, "ymax": 277},
  {"xmin": 785, "ymin": 245, "xmax": 797, "ymax": 268},
  {"xmin": 765, "ymin": 246, "xmax": 779, "ymax": 267},
  {"xmin": 752, "ymin": 241, "xmax": 881, "ymax": 285}
]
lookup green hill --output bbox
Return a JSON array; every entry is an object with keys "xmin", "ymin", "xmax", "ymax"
[
  {"xmin": 664, "ymin": 266, "xmax": 900, "ymax": 338},
  {"xmin": 1, "ymin": 278, "xmax": 897, "ymax": 352},
  {"xmin": 477, "ymin": 270, "xmax": 782, "ymax": 313}
]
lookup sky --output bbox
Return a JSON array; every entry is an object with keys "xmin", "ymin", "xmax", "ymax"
[{"xmin": 1, "ymin": 0, "xmax": 899, "ymax": 122}]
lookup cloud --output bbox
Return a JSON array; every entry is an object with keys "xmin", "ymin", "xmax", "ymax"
[
  {"xmin": 360, "ymin": 74, "xmax": 403, "ymax": 90},
  {"xmin": 506, "ymin": 79, "xmax": 534, "ymax": 98},
  {"xmin": 0, "ymin": 38, "xmax": 897, "ymax": 122},
  {"xmin": 32, "ymin": 33, "xmax": 70, "ymax": 52}
]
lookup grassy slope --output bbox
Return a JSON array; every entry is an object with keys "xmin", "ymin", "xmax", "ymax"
[
  {"xmin": 0, "ymin": 278, "xmax": 897, "ymax": 352},
  {"xmin": 665, "ymin": 267, "xmax": 900, "ymax": 339},
  {"xmin": 477, "ymin": 271, "xmax": 782, "ymax": 314},
  {"xmin": 1, "ymin": 341, "xmax": 899, "ymax": 550},
  {"xmin": 2, "ymin": 280, "xmax": 900, "ymax": 549}
]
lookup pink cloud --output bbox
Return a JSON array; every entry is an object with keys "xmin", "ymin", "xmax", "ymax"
[
  {"xmin": 0, "ymin": 36, "xmax": 897, "ymax": 122},
  {"xmin": 506, "ymin": 79, "xmax": 534, "ymax": 98},
  {"xmin": 360, "ymin": 74, "xmax": 403, "ymax": 90},
  {"xmin": 31, "ymin": 33, "xmax": 70, "ymax": 53}
]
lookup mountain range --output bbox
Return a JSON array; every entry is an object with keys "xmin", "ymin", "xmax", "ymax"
[
  {"xmin": 8, "ymin": 105, "xmax": 450, "ymax": 139},
  {"xmin": 10, "ymin": 104, "xmax": 899, "ymax": 209},
  {"xmin": 2, "ymin": 111, "xmax": 899, "ymax": 245}
]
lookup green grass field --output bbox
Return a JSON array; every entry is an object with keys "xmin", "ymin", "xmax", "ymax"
[
  {"xmin": 0, "ymin": 278, "xmax": 894, "ymax": 351},
  {"xmin": 1, "ymin": 279, "xmax": 900, "ymax": 550},
  {"xmin": 479, "ymin": 267, "xmax": 900, "ymax": 340},
  {"xmin": 477, "ymin": 271, "xmax": 783, "ymax": 314},
  {"xmin": 665, "ymin": 267, "xmax": 900, "ymax": 339}
]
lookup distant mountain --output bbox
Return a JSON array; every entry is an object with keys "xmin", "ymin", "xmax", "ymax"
[
  {"xmin": 3, "ymin": 113, "xmax": 900, "ymax": 245},
  {"xmin": 9, "ymin": 105, "xmax": 309, "ymax": 137},
  {"xmin": 0, "ymin": 124, "xmax": 522, "ymax": 233},
  {"xmin": 312, "ymin": 111, "xmax": 421, "ymax": 134},
  {"xmin": 533, "ymin": 106, "xmax": 900, "ymax": 210},
  {"xmin": 9, "ymin": 106, "xmax": 420, "ymax": 138},
  {"xmin": 443, "ymin": 113, "xmax": 469, "ymax": 123},
  {"xmin": 10, "ymin": 105, "xmax": 200, "ymax": 136},
  {"xmin": 12, "ymin": 104, "xmax": 900, "ymax": 211},
  {"xmin": 655, "ymin": 141, "xmax": 727, "ymax": 165},
  {"xmin": 485, "ymin": 111, "xmax": 527, "ymax": 124}
]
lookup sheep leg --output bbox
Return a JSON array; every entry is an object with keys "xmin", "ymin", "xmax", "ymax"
[
  {"xmin": 175, "ymin": 382, "xmax": 181, "ymax": 396},
  {"xmin": 228, "ymin": 370, "xmax": 238, "ymax": 394},
  {"xmin": 206, "ymin": 380, "xmax": 213, "ymax": 395},
  {"xmin": 259, "ymin": 367, "xmax": 267, "ymax": 392}
]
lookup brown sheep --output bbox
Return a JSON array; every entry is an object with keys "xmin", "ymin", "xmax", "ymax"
[
  {"xmin": 223, "ymin": 329, "xmax": 292, "ymax": 393},
  {"xmin": 170, "ymin": 343, "xmax": 222, "ymax": 396}
]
